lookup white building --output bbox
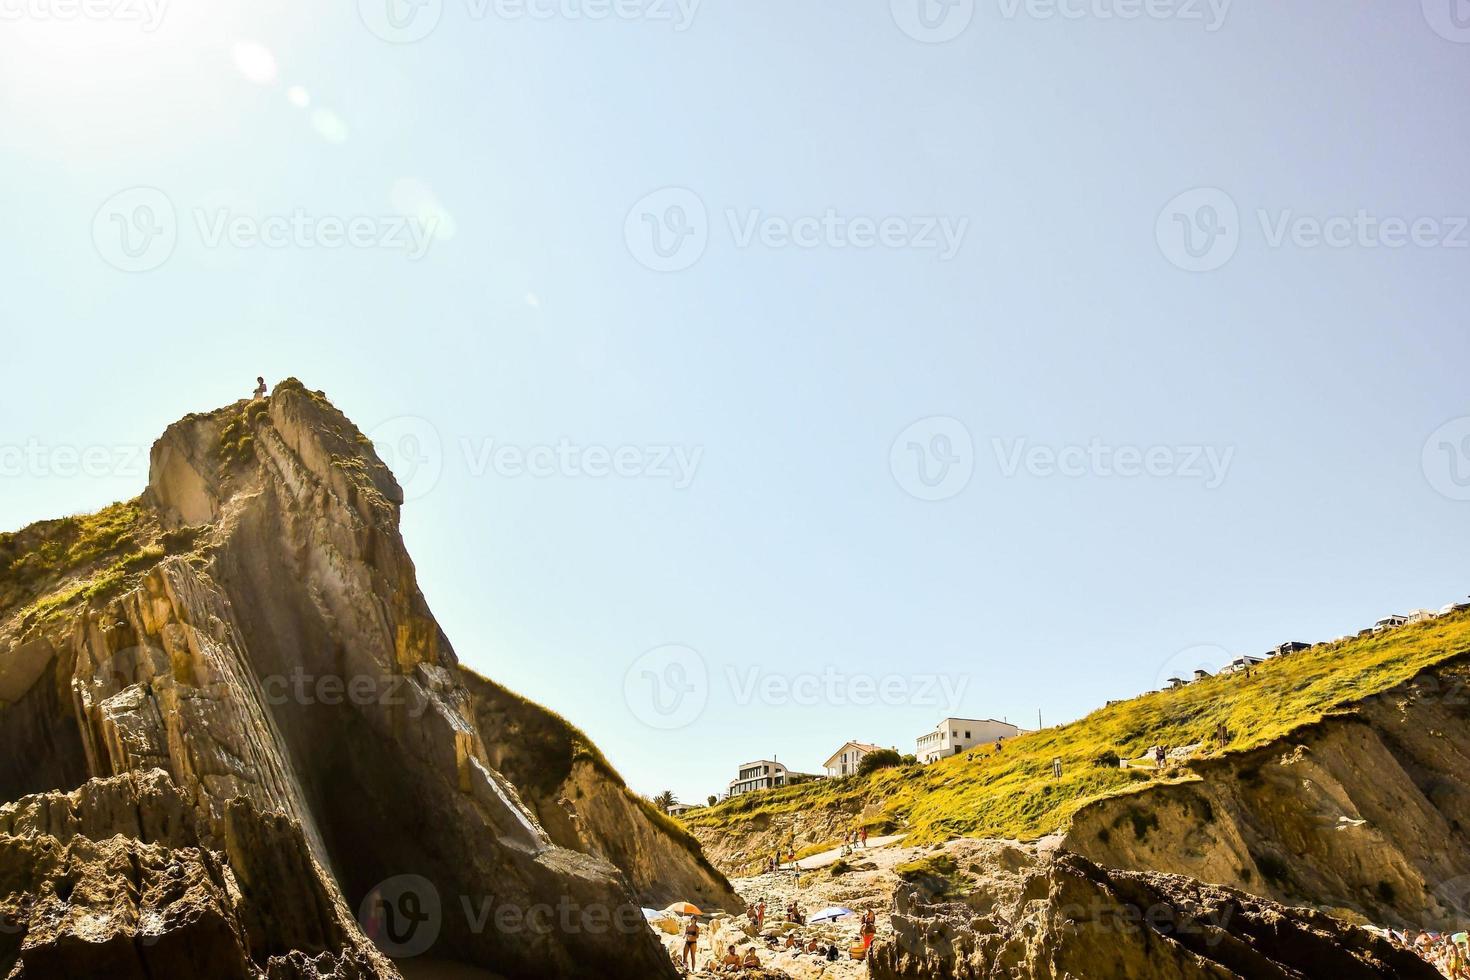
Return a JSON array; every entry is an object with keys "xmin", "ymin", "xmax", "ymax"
[
  {"xmin": 1407, "ymin": 609, "xmax": 1438, "ymax": 624},
  {"xmin": 916, "ymin": 718, "xmax": 1021, "ymax": 764},
  {"xmin": 728, "ymin": 760, "xmax": 789, "ymax": 797},
  {"xmin": 823, "ymin": 741, "xmax": 883, "ymax": 778},
  {"xmin": 666, "ymin": 802, "xmax": 697, "ymax": 817}
]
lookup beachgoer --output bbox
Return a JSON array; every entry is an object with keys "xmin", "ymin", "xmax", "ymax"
[
  {"xmin": 721, "ymin": 945, "xmax": 740, "ymax": 969},
  {"xmin": 743, "ymin": 948, "xmax": 761, "ymax": 968},
  {"xmin": 681, "ymin": 916, "xmax": 700, "ymax": 971},
  {"xmin": 253, "ymin": 377, "xmax": 267, "ymax": 399},
  {"xmin": 860, "ymin": 827, "xmax": 868, "ymax": 847},
  {"xmin": 756, "ymin": 899, "xmax": 765, "ymax": 931}
]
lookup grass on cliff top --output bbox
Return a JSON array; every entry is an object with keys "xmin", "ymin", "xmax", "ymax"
[
  {"xmin": 684, "ymin": 612, "xmax": 1470, "ymax": 846},
  {"xmin": 0, "ymin": 500, "xmax": 169, "ymax": 627}
]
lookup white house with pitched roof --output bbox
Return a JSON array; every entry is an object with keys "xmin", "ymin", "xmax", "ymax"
[{"xmin": 823, "ymin": 741, "xmax": 883, "ymax": 778}]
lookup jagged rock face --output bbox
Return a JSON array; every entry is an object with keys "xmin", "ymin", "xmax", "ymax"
[
  {"xmin": 462, "ymin": 670, "xmax": 741, "ymax": 911},
  {"xmin": 868, "ymin": 845, "xmax": 1438, "ymax": 980},
  {"xmin": 1063, "ymin": 658, "xmax": 1470, "ymax": 931},
  {"xmin": 0, "ymin": 770, "xmax": 389, "ymax": 980},
  {"xmin": 0, "ymin": 382, "xmax": 692, "ymax": 979}
]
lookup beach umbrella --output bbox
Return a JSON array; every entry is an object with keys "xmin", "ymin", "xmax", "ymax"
[
  {"xmin": 665, "ymin": 901, "xmax": 703, "ymax": 915},
  {"xmin": 808, "ymin": 906, "xmax": 856, "ymax": 922}
]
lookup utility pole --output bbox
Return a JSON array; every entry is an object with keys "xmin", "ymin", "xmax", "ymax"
[{"xmin": 1038, "ymin": 709, "xmax": 1043, "ymax": 730}]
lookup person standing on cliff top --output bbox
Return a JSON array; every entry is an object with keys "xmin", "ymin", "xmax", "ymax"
[{"xmin": 253, "ymin": 377, "xmax": 267, "ymax": 399}]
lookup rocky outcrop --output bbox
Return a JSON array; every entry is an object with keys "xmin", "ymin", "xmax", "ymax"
[
  {"xmin": 1063, "ymin": 657, "xmax": 1470, "ymax": 931},
  {"xmin": 0, "ymin": 769, "xmax": 389, "ymax": 980},
  {"xmin": 0, "ymin": 381, "xmax": 701, "ymax": 979},
  {"xmin": 462, "ymin": 670, "xmax": 739, "ymax": 911},
  {"xmin": 868, "ymin": 841, "xmax": 1437, "ymax": 980}
]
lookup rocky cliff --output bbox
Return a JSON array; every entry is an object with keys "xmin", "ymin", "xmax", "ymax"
[
  {"xmin": 0, "ymin": 381, "xmax": 727, "ymax": 980},
  {"xmin": 867, "ymin": 839, "xmax": 1437, "ymax": 980},
  {"xmin": 1063, "ymin": 654, "xmax": 1470, "ymax": 931},
  {"xmin": 461, "ymin": 670, "xmax": 739, "ymax": 912}
]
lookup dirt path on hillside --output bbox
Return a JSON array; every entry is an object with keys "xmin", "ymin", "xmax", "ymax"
[{"xmin": 781, "ymin": 835, "xmax": 906, "ymax": 871}]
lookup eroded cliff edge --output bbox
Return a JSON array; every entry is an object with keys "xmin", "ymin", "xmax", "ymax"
[
  {"xmin": 0, "ymin": 380, "xmax": 731, "ymax": 980},
  {"xmin": 1062, "ymin": 655, "xmax": 1470, "ymax": 931}
]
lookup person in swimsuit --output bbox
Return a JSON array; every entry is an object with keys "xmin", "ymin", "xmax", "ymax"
[
  {"xmin": 681, "ymin": 916, "xmax": 700, "ymax": 971},
  {"xmin": 253, "ymin": 377, "xmax": 268, "ymax": 399}
]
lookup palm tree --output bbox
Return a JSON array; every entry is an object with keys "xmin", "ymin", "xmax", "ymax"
[{"xmin": 652, "ymin": 790, "xmax": 677, "ymax": 812}]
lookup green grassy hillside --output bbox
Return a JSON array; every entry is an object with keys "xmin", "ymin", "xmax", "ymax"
[{"xmin": 685, "ymin": 611, "xmax": 1470, "ymax": 848}]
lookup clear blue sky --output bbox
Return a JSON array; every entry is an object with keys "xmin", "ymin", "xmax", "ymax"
[{"xmin": 3, "ymin": 1, "xmax": 1470, "ymax": 806}]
